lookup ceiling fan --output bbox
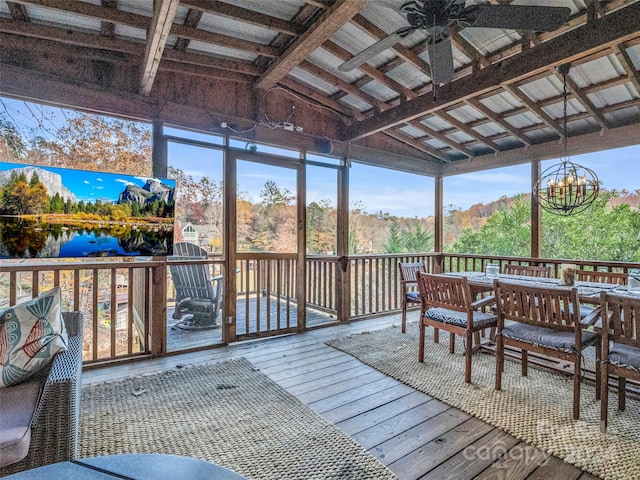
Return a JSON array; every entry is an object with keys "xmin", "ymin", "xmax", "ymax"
[{"xmin": 338, "ymin": 1, "xmax": 572, "ymax": 84}]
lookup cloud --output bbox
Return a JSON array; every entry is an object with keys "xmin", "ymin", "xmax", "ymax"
[
  {"xmin": 135, "ymin": 176, "xmax": 160, "ymax": 184},
  {"xmin": 96, "ymin": 186, "xmax": 104, "ymax": 190},
  {"xmin": 96, "ymin": 178, "xmax": 103, "ymax": 182},
  {"xmin": 84, "ymin": 180, "xmax": 90, "ymax": 184},
  {"xmin": 115, "ymin": 179, "xmax": 135, "ymax": 186}
]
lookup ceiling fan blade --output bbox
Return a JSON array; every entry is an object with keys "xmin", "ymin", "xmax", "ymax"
[
  {"xmin": 427, "ymin": 36, "xmax": 454, "ymax": 84},
  {"xmin": 468, "ymin": 5, "xmax": 572, "ymax": 32},
  {"xmin": 338, "ymin": 29, "xmax": 408, "ymax": 72}
]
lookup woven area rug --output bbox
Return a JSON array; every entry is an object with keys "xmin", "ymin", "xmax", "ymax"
[
  {"xmin": 79, "ymin": 358, "xmax": 396, "ymax": 480},
  {"xmin": 327, "ymin": 323, "xmax": 640, "ymax": 480}
]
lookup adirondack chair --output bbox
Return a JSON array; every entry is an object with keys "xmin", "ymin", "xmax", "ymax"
[{"xmin": 169, "ymin": 242, "xmax": 222, "ymax": 329}]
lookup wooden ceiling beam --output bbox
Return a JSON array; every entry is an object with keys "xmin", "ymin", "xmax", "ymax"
[
  {"xmin": 614, "ymin": 43, "xmax": 640, "ymax": 94},
  {"xmin": 465, "ymin": 98, "xmax": 531, "ymax": 146},
  {"xmin": 254, "ymin": 0, "xmax": 367, "ymax": 91},
  {"xmin": 434, "ymin": 110, "xmax": 502, "ymax": 152},
  {"xmin": 442, "ymin": 122, "xmax": 640, "ymax": 177},
  {"xmin": 7, "ymin": 2, "xmax": 29, "ymax": 21},
  {"xmin": 277, "ymin": 77, "xmax": 362, "ymax": 121},
  {"xmin": 100, "ymin": 0, "xmax": 116, "ymax": 38},
  {"xmin": 299, "ymin": 60, "xmax": 387, "ymax": 112},
  {"xmin": 12, "ymin": 0, "xmax": 279, "ymax": 58},
  {"xmin": 383, "ymin": 130, "xmax": 450, "ymax": 163},
  {"xmin": 346, "ymin": 4, "xmax": 640, "ymax": 140},
  {"xmin": 556, "ymin": 68, "xmax": 610, "ymax": 131},
  {"xmin": 174, "ymin": 8, "xmax": 203, "ymax": 51},
  {"xmin": 323, "ymin": 41, "xmax": 417, "ymax": 101},
  {"xmin": 180, "ymin": 0, "xmax": 305, "ymax": 37},
  {"xmin": 502, "ymin": 84, "xmax": 563, "ymax": 137},
  {"xmin": 139, "ymin": 0, "xmax": 180, "ymax": 96},
  {"xmin": 407, "ymin": 121, "xmax": 474, "ymax": 158}
]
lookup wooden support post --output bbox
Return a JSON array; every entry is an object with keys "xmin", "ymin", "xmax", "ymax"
[
  {"xmin": 297, "ymin": 163, "xmax": 306, "ymax": 332},
  {"xmin": 531, "ymin": 160, "xmax": 541, "ymax": 260},
  {"xmin": 224, "ymin": 151, "xmax": 238, "ymax": 342},
  {"xmin": 336, "ymin": 160, "xmax": 350, "ymax": 322},
  {"xmin": 434, "ymin": 176, "xmax": 444, "ymax": 273},
  {"xmin": 152, "ymin": 121, "xmax": 167, "ymax": 177}
]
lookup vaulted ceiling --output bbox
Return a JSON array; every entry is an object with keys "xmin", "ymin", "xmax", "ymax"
[{"xmin": 0, "ymin": 0, "xmax": 639, "ymax": 177}]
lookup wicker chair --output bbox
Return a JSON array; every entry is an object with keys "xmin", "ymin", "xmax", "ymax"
[
  {"xmin": 398, "ymin": 261, "xmax": 427, "ymax": 333},
  {"xmin": 417, "ymin": 272, "xmax": 497, "ymax": 384},
  {"xmin": 493, "ymin": 280, "xmax": 599, "ymax": 420},
  {"xmin": 600, "ymin": 292, "xmax": 640, "ymax": 432},
  {"xmin": 502, "ymin": 264, "xmax": 551, "ymax": 277},
  {"xmin": 0, "ymin": 311, "xmax": 83, "ymax": 476}
]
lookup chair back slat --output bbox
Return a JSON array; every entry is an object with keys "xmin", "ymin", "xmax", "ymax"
[
  {"xmin": 603, "ymin": 292, "xmax": 640, "ymax": 348},
  {"xmin": 399, "ymin": 262, "xmax": 427, "ymax": 285},
  {"xmin": 502, "ymin": 264, "xmax": 551, "ymax": 278},
  {"xmin": 494, "ymin": 280, "xmax": 578, "ymax": 332},
  {"xmin": 417, "ymin": 272, "xmax": 471, "ymax": 313},
  {"xmin": 577, "ymin": 269, "xmax": 627, "ymax": 285}
]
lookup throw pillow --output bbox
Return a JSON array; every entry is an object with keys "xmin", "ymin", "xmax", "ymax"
[{"xmin": 0, "ymin": 287, "xmax": 69, "ymax": 388}]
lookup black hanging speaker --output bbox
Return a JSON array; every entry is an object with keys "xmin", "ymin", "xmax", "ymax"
[{"xmin": 313, "ymin": 137, "xmax": 332, "ymax": 154}]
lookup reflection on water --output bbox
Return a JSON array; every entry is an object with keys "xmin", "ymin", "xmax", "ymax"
[{"xmin": 0, "ymin": 217, "xmax": 173, "ymax": 258}]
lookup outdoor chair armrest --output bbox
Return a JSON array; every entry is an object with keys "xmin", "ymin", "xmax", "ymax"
[
  {"xmin": 580, "ymin": 305, "xmax": 603, "ymax": 329},
  {"xmin": 471, "ymin": 295, "xmax": 496, "ymax": 310}
]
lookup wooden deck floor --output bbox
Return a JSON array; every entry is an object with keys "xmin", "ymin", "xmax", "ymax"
[{"xmin": 85, "ymin": 314, "xmax": 598, "ymax": 480}]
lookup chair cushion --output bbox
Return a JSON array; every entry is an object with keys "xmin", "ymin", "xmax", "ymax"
[
  {"xmin": 609, "ymin": 343, "xmax": 640, "ymax": 371},
  {"xmin": 0, "ymin": 287, "xmax": 68, "ymax": 388},
  {"xmin": 424, "ymin": 308, "xmax": 496, "ymax": 327},
  {"xmin": 502, "ymin": 321, "xmax": 598, "ymax": 353},
  {"xmin": 406, "ymin": 291, "xmax": 420, "ymax": 302},
  {"xmin": 0, "ymin": 376, "xmax": 42, "ymax": 467}
]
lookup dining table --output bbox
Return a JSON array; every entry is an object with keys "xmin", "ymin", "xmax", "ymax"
[{"xmin": 443, "ymin": 270, "xmax": 635, "ymax": 305}]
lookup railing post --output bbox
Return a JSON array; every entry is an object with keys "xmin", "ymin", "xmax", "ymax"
[{"xmin": 149, "ymin": 260, "xmax": 167, "ymax": 357}]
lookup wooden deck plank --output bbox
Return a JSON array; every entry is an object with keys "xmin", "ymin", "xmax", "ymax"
[
  {"xmin": 524, "ymin": 455, "xmax": 584, "ymax": 480},
  {"xmin": 321, "ymin": 383, "xmax": 417, "ymax": 423},
  {"xmin": 83, "ymin": 312, "xmax": 596, "ymax": 480},
  {"xmin": 285, "ymin": 365, "xmax": 385, "ymax": 396},
  {"xmin": 472, "ymin": 441, "xmax": 548, "ymax": 480},
  {"xmin": 387, "ymin": 417, "xmax": 494, "ymax": 479},
  {"xmin": 420, "ymin": 428, "xmax": 520, "ymax": 480},
  {"xmin": 308, "ymin": 377, "xmax": 407, "ymax": 413},
  {"xmin": 337, "ymin": 390, "xmax": 433, "ymax": 436},
  {"xmin": 353, "ymin": 400, "xmax": 452, "ymax": 450},
  {"xmin": 296, "ymin": 370, "xmax": 387, "ymax": 403},
  {"xmin": 271, "ymin": 359, "xmax": 365, "ymax": 388}
]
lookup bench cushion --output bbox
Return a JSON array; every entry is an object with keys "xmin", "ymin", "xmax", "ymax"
[
  {"xmin": 425, "ymin": 308, "xmax": 496, "ymax": 327},
  {"xmin": 406, "ymin": 291, "xmax": 420, "ymax": 302},
  {"xmin": 609, "ymin": 343, "xmax": 640, "ymax": 371},
  {"xmin": 502, "ymin": 321, "xmax": 598, "ymax": 353},
  {"xmin": 0, "ymin": 376, "xmax": 42, "ymax": 467}
]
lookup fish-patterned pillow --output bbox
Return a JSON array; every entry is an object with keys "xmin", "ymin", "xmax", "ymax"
[{"xmin": 0, "ymin": 287, "xmax": 68, "ymax": 387}]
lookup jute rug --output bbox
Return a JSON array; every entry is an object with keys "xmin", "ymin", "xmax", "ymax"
[
  {"xmin": 79, "ymin": 358, "xmax": 397, "ymax": 480},
  {"xmin": 327, "ymin": 323, "xmax": 640, "ymax": 480}
]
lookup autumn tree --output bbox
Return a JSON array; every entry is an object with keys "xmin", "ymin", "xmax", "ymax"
[{"xmin": 31, "ymin": 114, "xmax": 152, "ymax": 175}]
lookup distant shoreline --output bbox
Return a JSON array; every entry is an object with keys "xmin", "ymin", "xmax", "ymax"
[{"xmin": 1, "ymin": 214, "xmax": 174, "ymax": 228}]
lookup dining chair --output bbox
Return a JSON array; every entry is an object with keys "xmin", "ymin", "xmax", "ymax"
[
  {"xmin": 493, "ymin": 280, "xmax": 601, "ymax": 419},
  {"xmin": 417, "ymin": 272, "xmax": 497, "ymax": 383},
  {"xmin": 398, "ymin": 261, "xmax": 427, "ymax": 333},
  {"xmin": 576, "ymin": 269, "xmax": 628, "ymax": 285},
  {"xmin": 502, "ymin": 264, "xmax": 551, "ymax": 278},
  {"xmin": 600, "ymin": 292, "xmax": 640, "ymax": 432}
]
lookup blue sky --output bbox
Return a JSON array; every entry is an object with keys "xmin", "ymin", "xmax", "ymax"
[
  {"xmin": 3, "ymin": 97, "xmax": 639, "ymax": 217},
  {"xmin": 0, "ymin": 161, "xmax": 175, "ymax": 203}
]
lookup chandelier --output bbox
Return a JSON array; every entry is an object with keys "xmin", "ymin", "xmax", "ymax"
[{"xmin": 533, "ymin": 63, "xmax": 599, "ymax": 216}]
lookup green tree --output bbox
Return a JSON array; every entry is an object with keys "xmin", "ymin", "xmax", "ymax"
[
  {"xmin": 403, "ymin": 220, "xmax": 433, "ymax": 253},
  {"xmin": 384, "ymin": 218, "xmax": 404, "ymax": 253}
]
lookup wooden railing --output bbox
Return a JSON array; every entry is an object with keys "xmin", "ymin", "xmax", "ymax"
[
  {"xmin": 0, "ymin": 259, "xmax": 166, "ymax": 366},
  {"xmin": 3, "ymin": 252, "xmax": 639, "ymax": 365}
]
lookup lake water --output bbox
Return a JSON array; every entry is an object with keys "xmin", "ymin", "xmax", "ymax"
[{"xmin": 0, "ymin": 217, "xmax": 174, "ymax": 259}]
